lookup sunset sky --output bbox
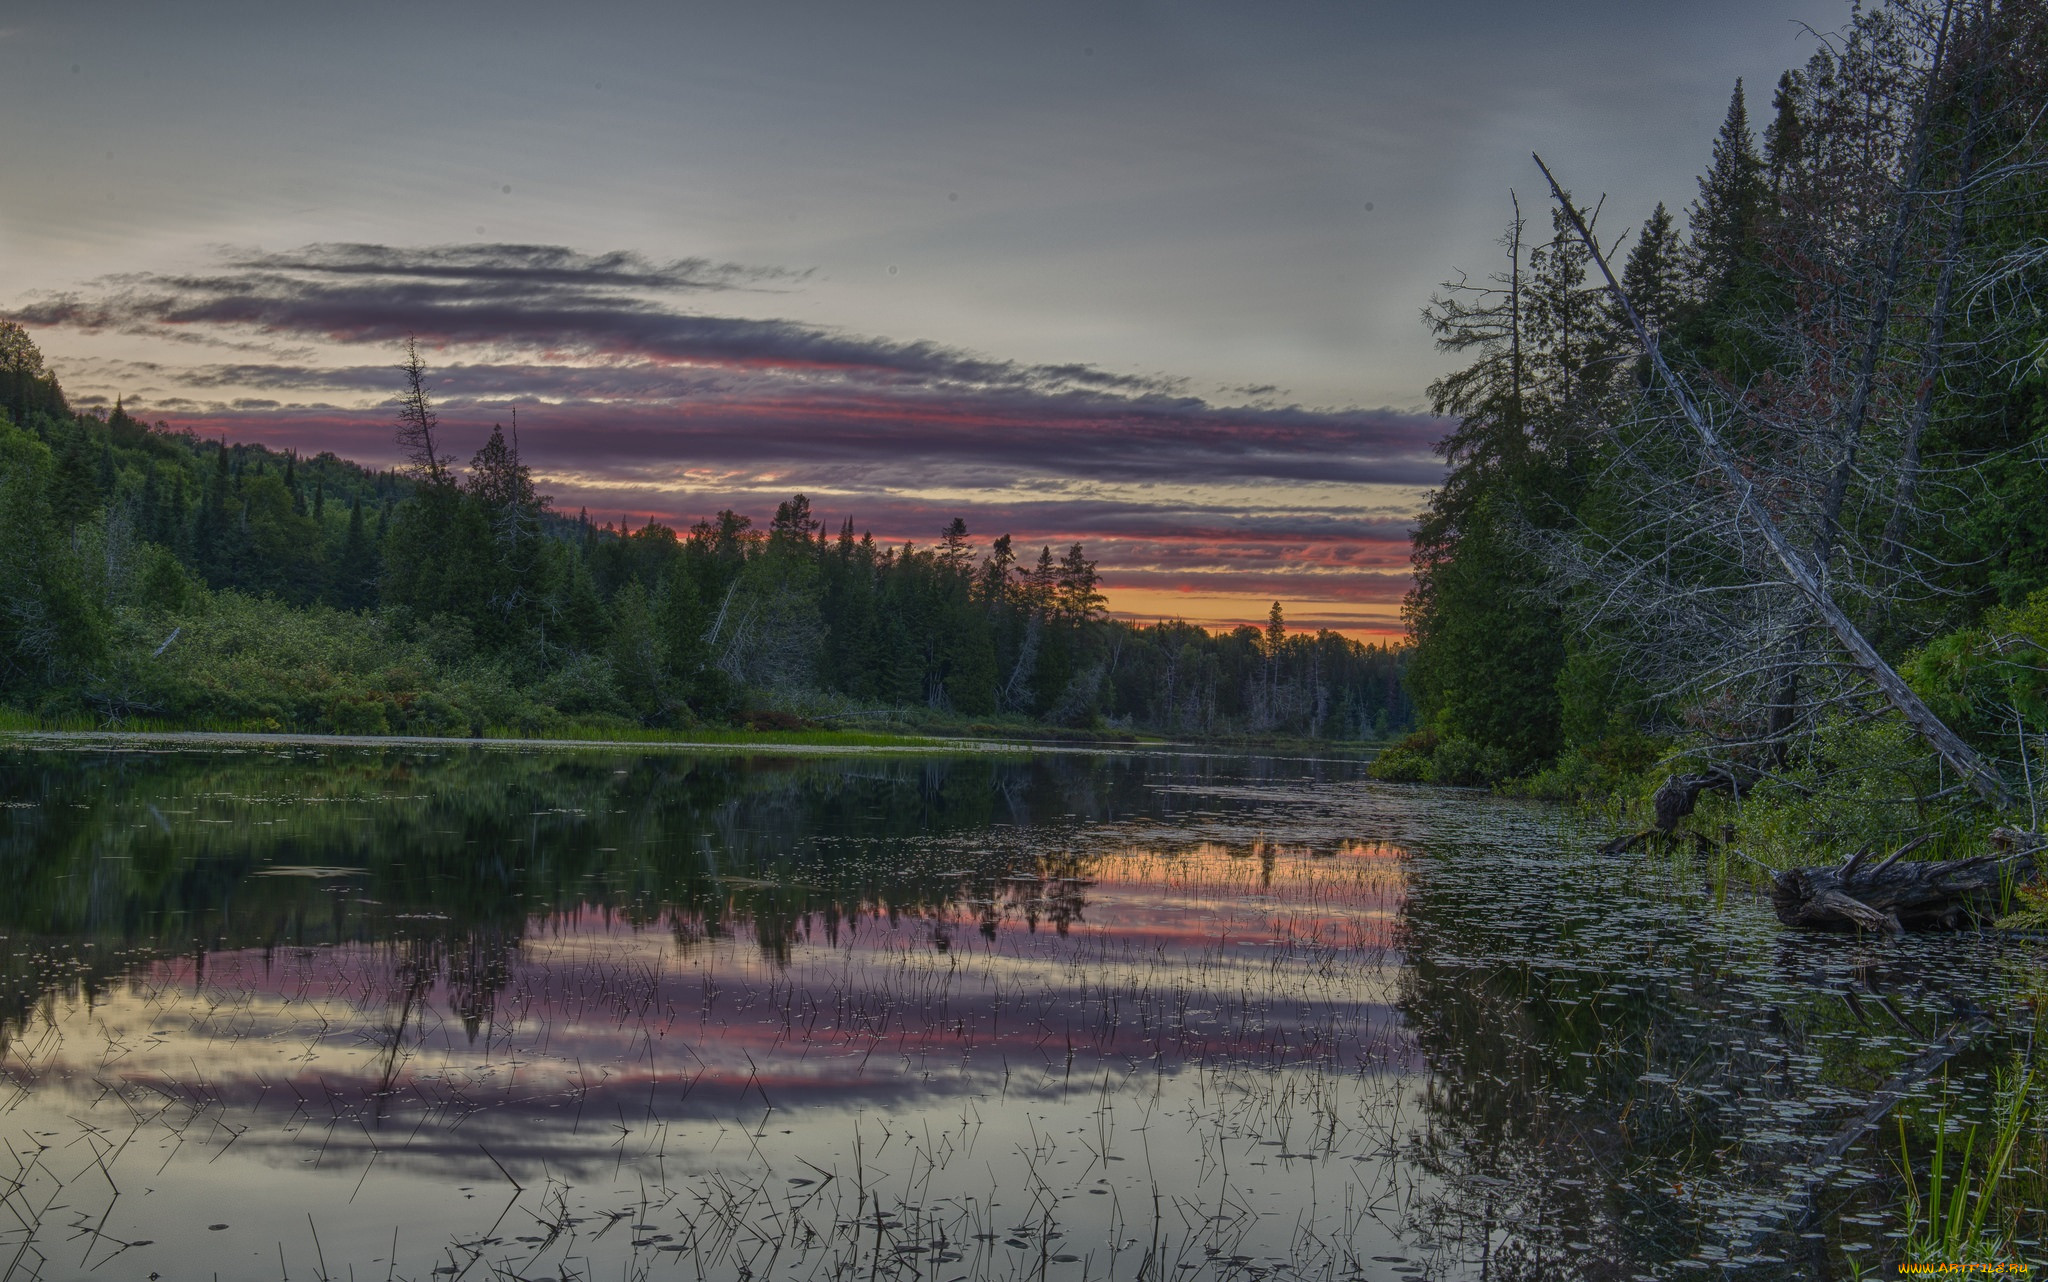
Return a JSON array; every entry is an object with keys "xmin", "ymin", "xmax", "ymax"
[{"xmin": 2, "ymin": 0, "xmax": 1838, "ymax": 636}]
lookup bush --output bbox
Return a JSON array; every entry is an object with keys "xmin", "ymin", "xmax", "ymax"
[
  {"xmin": 1509, "ymin": 730, "xmax": 1668, "ymax": 804},
  {"xmin": 1367, "ymin": 729, "xmax": 1516, "ymax": 786},
  {"xmin": 1367, "ymin": 730, "xmax": 1438, "ymax": 781}
]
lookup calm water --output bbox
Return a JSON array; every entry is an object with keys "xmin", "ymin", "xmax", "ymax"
[{"xmin": 0, "ymin": 743, "xmax": 2040, "ymax": 1281}]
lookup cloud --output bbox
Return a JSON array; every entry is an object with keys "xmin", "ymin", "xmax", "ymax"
[
  {"xmin": 226, "ymin": 243, "xmax": 803, "ymax": 292},
  {"xmin": 14, "ymin": 241, "xmax": 1169, "ymax": 391},
  {"xmin": 140, "ymin": 381, "xmax": 1441, "ymax": 490},
  {"xmin": 15, "ymin": 241, "xmax": 1441, "ymax": 634}
]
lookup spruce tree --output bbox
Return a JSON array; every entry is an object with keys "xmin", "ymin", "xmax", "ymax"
[
  {"xmin": 1763, "ymin": 69, "xmax": 1805, "ymax": 197},
  {"xmin": 192, "ymin": 440, "xmax": 231, "ymax": 581},
  {"xmin": 1619, "ymin": 202, "xmax": 1687, "ymax": 337},
  {"xmin": 937, "ymin": 518, "xmax": 973, "ymax": 574},
  {"xmin": 1686, "ymin": 79, "xmax": 1768, "ymax": 304},
  {"xmin": 138, "ymin": 463, "xmax": 162, "ymax": 546},
  {"xmin": 1055, "ymin": 544, "xmax": 1104, "ymax": 621}
]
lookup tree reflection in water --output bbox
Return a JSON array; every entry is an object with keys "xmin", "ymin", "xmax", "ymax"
[{"xmin": 2, "ymin": 746, "xmax": 2036, "ymax": 1279}]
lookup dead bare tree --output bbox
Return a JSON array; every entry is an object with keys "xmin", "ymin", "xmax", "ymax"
[
  {"xmin": 395, "ymin": 337, "xmax": 450, "ymax": 484},
  {"xmin": 1513, "ymin": 0, "xmax": 2048, "ymax": 825},
  {"xmin": 1535, "ymin": 152, "xmax": 2008, "ymax": 802}
]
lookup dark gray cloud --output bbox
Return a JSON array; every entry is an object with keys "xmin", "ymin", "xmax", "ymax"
[
  {"xmin": 36, "ymin": 242, "xmax": 1444, "ymax": 494},
  {"xmin": 149, "ymin": 389, "xmax": 1442, "ymax": 490},
  {"xmin": 226, "ymin": 243, "xmax": 801, "ymax": 292},
  {"xmin": 18, "ymin": 242, "xmax": 1171, "ymax": 392}
]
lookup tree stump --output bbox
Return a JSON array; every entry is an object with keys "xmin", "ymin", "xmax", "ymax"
[
  {"xmin": 1770, "ymin": 828, "xmax": 2046, "ymax": 934},
  {"xmin": 1601, "ymin": 765, "xmax": 1757, "ymax": 854}
]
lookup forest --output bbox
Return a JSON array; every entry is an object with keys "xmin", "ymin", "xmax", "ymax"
[
  {"xmin": 1377, "ymin": 0, "xmax": 2048, "ymax": 865},
  {"xmin": 0, "ymin": 331, "xmax": 1409, "ymax": 741}
]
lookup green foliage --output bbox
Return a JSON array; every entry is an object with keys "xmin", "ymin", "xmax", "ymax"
[
  {"xmin": 1995, "ymin": 879, "xmax": 2048, "ymax": 932},
  {"xmin": 1507, "ymin": 731, "xmax": 1668, "ymax": 806},
  {"xmin": 1703, "ymin": 715, "xmax": 1973, "ymax": 870},
  {"xmin": 1367, "ymin": 729, "xmax": 1515, "ymax": 787},
  {"xmin": 0, "ymin": 323, "xmax": 1414, "ymax": 743},
  {"xmin": 122, "ymin": 591, "xmax": 542, "ymax": 735},
  {"xmin": 1894, "ymin": 1065, "xmax": 2036, "ymax": 1267},
  {"xmin": 0, "ymin": 411, "xmax": 106, "ymax": 698},
  {"xmin": 1904, "ymin": 588, "xmax": 2048, "ymax": 756}
]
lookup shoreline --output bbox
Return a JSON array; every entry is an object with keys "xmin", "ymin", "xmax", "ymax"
[
  {"xmin": 0, "ymin": 727, "xmax": 1041, "ymax": 755},
  {"xmin": 0, "ymin": 727, "xmax": 1384, "ymax": 761}
]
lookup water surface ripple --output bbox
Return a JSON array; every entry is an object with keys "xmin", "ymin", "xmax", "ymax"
[{"xmin": 0, "ymin": 745, "xmax": 2039, "ymax": 1279}]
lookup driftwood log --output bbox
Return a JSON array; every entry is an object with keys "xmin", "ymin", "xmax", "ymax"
[{"xmin": 1770, "ymin": 827, "xmax": 2046, "ymax": 934}]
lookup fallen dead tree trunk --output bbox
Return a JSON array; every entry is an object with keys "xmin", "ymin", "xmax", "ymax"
[{"xmin": 1770, "ymin": 828, "xmax": 2045, "ymax": 934}]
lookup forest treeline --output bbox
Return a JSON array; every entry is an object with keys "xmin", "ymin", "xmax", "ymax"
[
  {"xmin": 1382, "ymin": 0, "xmax": 2046, "ymax": 850},
  {"xmin": 0, "ymin": 333, "xmax": 1408, "ymax": 740}
]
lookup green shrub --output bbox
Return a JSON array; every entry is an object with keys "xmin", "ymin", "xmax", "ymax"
[
  {"xmin": 1367, "ymin": 729, "xmax": 1515, "ymax": 786},
  {"xmin": 1368, "ymin": 730, "xmax": 1437, "ymax": 781}
]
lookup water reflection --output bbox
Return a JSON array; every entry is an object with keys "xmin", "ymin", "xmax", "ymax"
[
  {"xmin": 2, "ymin": 746, "xmax": 1428, "ymax": 1280},
  {"xmin": 1391, "ymin": 833, "xmax": 2043, "ymax": 1279},
  {"xmin": 1, "ymin": 745, "xmax": 2040, "ymax": 1281}
]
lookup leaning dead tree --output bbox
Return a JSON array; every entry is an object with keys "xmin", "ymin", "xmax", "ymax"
[
  {"xmin": 1527, "ymin": 2, "xmax": 2044, "ymax": 833},
  {"xmin": 1535, "ymin": 152, "xmax": 2008, "ymax": 805},
  {"xmin": 1514, "ymin": 1, "xmax": 2048, "ymax": 929}
]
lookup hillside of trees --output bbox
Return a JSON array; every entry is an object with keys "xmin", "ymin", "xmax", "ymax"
[
  {"xmin": 0, "ymin": 331, "xmax": 1409, "ymax": 741},
  {"xmin": 1380, "ymin": 0, "xmax": 2046, "ymax": 854}
]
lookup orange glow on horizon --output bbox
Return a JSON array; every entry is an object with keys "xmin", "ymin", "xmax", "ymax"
[{"xmin": 1104, "ymin": 585, "xmax": 1408, "ymax": 642}]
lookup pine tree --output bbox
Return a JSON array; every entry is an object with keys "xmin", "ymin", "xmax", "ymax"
[
  {"xmin": 338, "ymin": 493, "xmax": 374, "ymax": 610},
  {"xmin": 0, "ymin": 415, "xmax": 106, "ymax": 691},
  {"xmin": 163, "ymin": 473, "xmax": 190, "ymax": 557},
  {"xmin": 1763, "ymin": 69, "xmax": 1805, "ymax": 197},
  {"xmin": 1055, "ymin": 544, "xmax": 1105, "ymax": 621},
  {"xmin": 977, "ymin": 533, "xmax": 1016, "ymax": 606},
  {"xmin": 1619, "ymin": 202, "xmax": 1687, "ymax": 337},
  {"xmin": 937, "ymin": 518, "xmax": 974, "ymax": 574},
  {"xmin": 1687, "ymin": 79, "xmax": 1768, "ymax": 303},
  {"xmin": 192, "ymin": 440, "xmax": 231, "ymax": 581},
  {"xmin": 0, "ymin": 321, "xmax": 69, "ymax": 425},
  {"xmin": 1021, "ymin": 546, "xmax": 1057, "ymax": 616},
  {"xmin": 138, "ymin": 463, "xmax": 162, "ymax": 546},
  {"xmin": 768, "ymin": 494, "xmax": 819, "ymax": 549}
]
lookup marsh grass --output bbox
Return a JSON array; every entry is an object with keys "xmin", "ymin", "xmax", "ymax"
[{"xmin": 1895, "ymin": 1062, "xmax": 2038, "ymax": 1267}]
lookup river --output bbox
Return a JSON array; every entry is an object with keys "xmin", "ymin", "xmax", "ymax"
[{"xmin": 0, "ymin": 742, "xmax": 2040, "ymax": 1280}]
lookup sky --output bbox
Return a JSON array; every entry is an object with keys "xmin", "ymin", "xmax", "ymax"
[{"xmin": 0, "ymin": 0, "xmax": 1843, "ymax": 636}]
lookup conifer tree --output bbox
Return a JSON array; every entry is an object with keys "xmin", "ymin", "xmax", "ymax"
[
  {"xmin": 338, "ymin": 494, "xmax": 374, "ymax": 610},
  {"xmin": 0, "ymin": 414, "xmax": 105, "ymax": 691},
  {"xmin": 1763, "ymin": 69, "xmax": 1805, "ymax": 197},
  {"xmin": 1619, "ymin": 202, "xmax": 1687, "ymax": 337},
  {"xmin": 937, "ymin": 518, "xmax": 974, "ymax": 574},
  {"xmin": 1055, "ymin": 544, "xmax": 1105, "ymax": 621},
  {"xmin": 1686, "ymin": 79, "xmax": 1768, "ymax": 303},
  {"xmin": 977, "ymin": 533, "xmax": 1016, "ymax": 606},
  {"xmin": 138, "ymin": 462, "xmax": 163, "ymax": 545}
]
